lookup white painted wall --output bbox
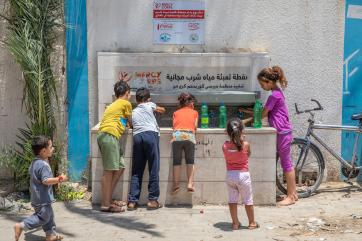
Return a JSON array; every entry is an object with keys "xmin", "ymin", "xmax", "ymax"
[{"xmin": 88, "ymin": 0, "xmax": 345, "ymax": 180}]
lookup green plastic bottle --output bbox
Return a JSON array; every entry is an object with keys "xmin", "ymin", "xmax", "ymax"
[
  {"xmin": 253, "ymin": 99, "xmax": 262, "ymax": 128},
  {"xmin": 218, "ymin": 103, "xmax": 227, "ymax": 128},
  {"xmin": 201, "ymin": 103, "xmax": 209, "ymax": 128}
]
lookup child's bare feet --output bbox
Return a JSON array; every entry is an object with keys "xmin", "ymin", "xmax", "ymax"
[
  {"xmin": 232, "ymin": 222, "xmax": 241, "ymax": 230},
  {"xmin": 187, "ymin": 183, "xmax": 195, "ymax": 193},
  {"xmin": 14, "ymin": 223, "xmax": 23, "ymax": 241},
  {"xmin": 277, "ymin": 195, "xmax": 295, "ymax": 206},
  {"xmin": 171, "ymin": 186, "xmax": 180, "ymax": 195},
  {"xmin": 46, "ymin": 234, "xmax": 64, "ymax": 241},
  {"xmin": 293, "ymin": 193, "xmax": 299, "ymax": 201}
]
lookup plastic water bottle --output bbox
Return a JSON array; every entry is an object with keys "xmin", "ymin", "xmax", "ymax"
[
  {"xmin": 218, "ymin": 103, "xmax": 227, "ymax": 128},
  {"xmin": 209, "ymin": 110, "xmax": 217, "ymax": 128},
  {"xmin": 253, "ymin": 99, "xmax": 262, "ymax": 128},
  {"xmin": 201, "ymin": 103, "xmax": 209, "ymax": 128},
  {"xmin": 237, "ymin": 108, "xmax": 244, "ymax": 120}
]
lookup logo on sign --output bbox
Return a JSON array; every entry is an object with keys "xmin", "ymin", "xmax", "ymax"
[
  {"xmin": 154, "ymin": 2, "xmax": 173, "ymax": 10},
  {"xmin": 160, "ymin": 33, "xmax": 171, "ymax": 42},
  {"xmin": 157, "ymin": 23, "xmax": 173, "ymax": 30},
  {"xmin": 189, "ymin": 34, "xmax": 199, "ymax": 43},
  {"xmin": 188, "ymin": 23, "xmax": 200, "ymax": 30}
]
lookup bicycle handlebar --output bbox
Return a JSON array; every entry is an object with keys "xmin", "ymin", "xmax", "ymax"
[{"xmin": 295, "ymin": 99, "xmax": 323, "ymax": 114}]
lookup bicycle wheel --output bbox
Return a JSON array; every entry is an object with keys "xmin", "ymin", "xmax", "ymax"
[{"xmin": 276, "ymin": 138, "xmax": 325, "ymax": 198}]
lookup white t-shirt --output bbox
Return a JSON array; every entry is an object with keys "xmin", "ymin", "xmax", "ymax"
[{"xmin": 132, "ymin": 102, "xmax": 159, "ymax": 136}]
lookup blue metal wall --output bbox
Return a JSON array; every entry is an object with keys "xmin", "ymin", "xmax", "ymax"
[
  {"xmin": 342, "ymin": 0, "xmax": 362, "ymax": 181},
  {"xmin": 65, "ymin": 0, "xmax": 89, "ymax": 181}
]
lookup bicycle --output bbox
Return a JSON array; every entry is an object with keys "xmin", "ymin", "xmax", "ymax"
[{"xmin": 276, "ymin": 99, "xmax": 362, "ymax": 198}]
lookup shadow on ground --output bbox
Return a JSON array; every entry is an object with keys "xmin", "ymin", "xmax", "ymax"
[
  {"xmin": 63, "ymin": 201, "xmax": 164, "ymax": 238},
  {"xmin": 278, "ymin": 182, "xmax": 362, "ymax": 200},
  {"xmin": 315, "ymin": 182, "xmax": 362, "ymax": 199},
  {"xmin": 2, "ymin": 214, "xmax": 76, "ymax": 240},
  {"xmin": 213, "ymin": 222, "xmax": 249, "ymax": 231},
  {"xmin": 2, "ymin": 200, "xmax": 164, "ymax": 239}
]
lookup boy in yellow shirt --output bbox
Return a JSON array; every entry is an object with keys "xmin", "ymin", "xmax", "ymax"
[{"xmin": 97, "ymin": 81, "xmax": 132, "ymax": 212}]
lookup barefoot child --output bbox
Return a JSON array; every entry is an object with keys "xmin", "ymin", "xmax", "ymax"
[
  {"xmin": 14, "ymin": 136, "xmax": 67, "ymax": 241},
  {"xmin": 171, "ymin": 92, "xmax": 198, "ymax": 194},
  {"xmin": 257, "ymin": 66, "xmax": 297, "ymax": 206},
  {"xmin": 97, "ymin": 81, "xmax": 132, "ymax": 212},
  {"xmin": 222, "ymin": 118, "xmax": 259, "ymax": 230}
]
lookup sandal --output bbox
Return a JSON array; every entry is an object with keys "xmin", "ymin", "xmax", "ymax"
[
  {"xmin": 146, "ymin": 200, "xmax": 163, "ymax": 210},
  {"xmin": 171, "ymin": 186, "xmax": 181, "ymax": 195},
  {"xmin": 127, "ymin": 202, "xmax": 138, "ymax": 211},
  {"xmin": 100, "ymin": 205, "xmax": 125, "ymax": 213},
  {"xmin": 248, "ymin": 222, "xmax": 260, "ymax": 230},
  {"xmin": 46, "ymin": 234, "xmax": 64, "ymax": 241},
  {"xmin": 112, "ymin": 200, "xmax": 127, "ymax": 207}
]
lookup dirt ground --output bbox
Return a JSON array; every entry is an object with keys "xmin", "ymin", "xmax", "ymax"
[{"xmin": 0, "ymin": 182, "xmax": 361, "ymax": 241}]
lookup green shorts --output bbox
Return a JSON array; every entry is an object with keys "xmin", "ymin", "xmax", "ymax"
[{"xmin": 97, "ymin": 132, "xmax": 125, "ymax": 170}]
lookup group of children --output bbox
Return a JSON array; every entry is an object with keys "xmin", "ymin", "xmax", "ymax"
[{"xmin": 15, "ymin": 65, "xmax": 297, "ymax": 240}]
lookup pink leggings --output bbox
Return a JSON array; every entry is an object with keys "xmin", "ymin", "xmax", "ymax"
[{"xmin": 277, "ymin": 133, "xmax": 294, "ymax": 172}]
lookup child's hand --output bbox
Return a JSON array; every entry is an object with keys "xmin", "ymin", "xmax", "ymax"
[
  {"xmin": 59, "ymin": 174, "xmax": 68, "ymax": 182},
  {"xmin": 242, "ymin": 117, "xmax": 253, "ymax": 125},
  {"xmin": 156, "ymin": 106, "xmax": 166, "ymax": 114},
  {"xmin": 239, "ymin": 108, "xmax": 254, "ymax": 114}
]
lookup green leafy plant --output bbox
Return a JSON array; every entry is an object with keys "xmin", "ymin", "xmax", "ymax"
[
  {"xmin": 0, "ymin": 146, "xmax": 28, "ymax": 190},
  {"xmin": 0, "ymin": 0, "xmax": 64, "ymax": 190},
  {"xmin": 55, "ymin": 183, "xmax": 84, "ymax": 201}
]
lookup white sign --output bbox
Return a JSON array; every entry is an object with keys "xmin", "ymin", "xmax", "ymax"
[
  {"xmin": 347, "ymin": 4, "xmax": 362, "ymax": 20},
  {"xmin": 116, "ymin": 67, "xmax": 250, "ymax": 92},
  {"xmin": 153, "ymin": 0, "xmax": 205, "ymax": 45}
]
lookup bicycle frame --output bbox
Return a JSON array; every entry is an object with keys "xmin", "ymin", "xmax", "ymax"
[{"xmin": 303, "ymin": 120, "xmax": 362, "ymax": 170}]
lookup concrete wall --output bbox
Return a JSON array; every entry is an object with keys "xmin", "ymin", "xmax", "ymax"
[
  {"xmin": 0, "ymin": 0, "xmax": 26, "ymax": 178},
  {"xmin": 87, "ymin": 0, "xmax": 345, "ymax": 180},
  {"xmin": 91, "ymin": 127, "xmax": 277, "ymax": 205},
  {"xmin": 0, "ymin": 0, "xmax": 68, "ymax": 178}
]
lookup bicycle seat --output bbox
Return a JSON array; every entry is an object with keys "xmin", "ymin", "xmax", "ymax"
[{"xmin": 351, "ymin": 113, "xmax": 362, "ymax": 121}]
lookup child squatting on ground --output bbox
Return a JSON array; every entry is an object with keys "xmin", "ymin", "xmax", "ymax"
[
  {"xmin": 127, "ymin": 87, "xmax": 165, "ymax": 210},
  {"xmin": 14, "ymin": 136, "xmax": 67, "ymax": 241},
  {"xmin": 222, "ymin": 118, "xmax": 259, "ymax": 230},
  {"xmin": 97, "ymin": 81, "xmax": 132, "ymax": 212}
]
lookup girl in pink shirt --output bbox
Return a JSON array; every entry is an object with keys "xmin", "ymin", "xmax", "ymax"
[{"xmin": 222, "ymin": 118, "xmax": 259, "ymax": 230}]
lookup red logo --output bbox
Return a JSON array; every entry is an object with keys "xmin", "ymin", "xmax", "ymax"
[
  {"xmin": 157, "ymin": 23, "xmax": 173, "ymax": 30},
  {"xmin": 154, "ymin": 2, "xmax": 173, "ymax": 10},
  {"xmin": 188, "ymin": 23, "xmax": 200, "ymax": 30}
]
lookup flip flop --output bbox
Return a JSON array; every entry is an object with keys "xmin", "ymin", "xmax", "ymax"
[
  {"xmin": 171, "ymin": 186, "xmax": 181, "ymax": 195},
  {"xmin": 100, "ymin": 205, "xmax": 125, "ymax": 213},
  {"xmin": 127, "ymin": 202, "xmax": 138, "ymax": 211},
  {"xmin": 147, "ymin": 201, "xmax": 163, "ymax": 210},
  {"xmin": 248, "ymin": 222, "xmax": 260, "ymax": 230},
  {"xmin": 112, "ymin": 200, "xmax": 127, "ymax": 207}
]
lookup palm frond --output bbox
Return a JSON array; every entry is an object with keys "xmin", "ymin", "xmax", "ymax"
[{"xmin": 1, "ymin": 0, "xmax": 65, "ymax": 190}]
